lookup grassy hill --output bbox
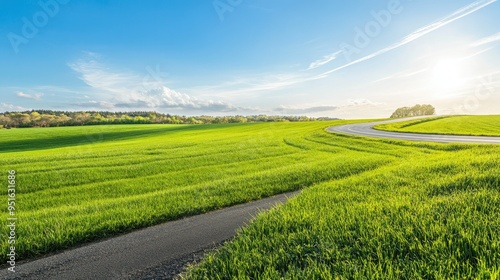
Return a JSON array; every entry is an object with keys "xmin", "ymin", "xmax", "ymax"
[
  {"xmin": 374, "ymin": 115, "xmax": 500, "ymax": 136},
  {"xmin": 1, "ymin": 120, "xmax": 499, "ymax": 278}
]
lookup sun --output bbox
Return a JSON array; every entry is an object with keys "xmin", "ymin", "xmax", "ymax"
[{"xmin": 432, "ymin": 58, "xmax": 464, "ymax": 91}]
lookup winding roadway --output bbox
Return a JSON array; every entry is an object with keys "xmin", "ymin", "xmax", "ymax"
[
  {"xmin": 0, "ymin": 191, "xmax": 299, "ymax": 280},
  {"xmin": 327, "ymin": 117, "xmax": 500, "ymax": 144}
]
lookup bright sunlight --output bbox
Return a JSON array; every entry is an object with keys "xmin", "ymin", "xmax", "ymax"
[{"xmin": 432, "ymin": 58, "xmax": 465, "ymax": 91}]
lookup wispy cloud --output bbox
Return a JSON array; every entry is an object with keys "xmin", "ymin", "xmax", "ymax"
[
  {"xmin": 319, "ymin": 0, "xmax": 497, "ymax": 77},
  {"xmin": 194, "ymin": 0, "xmax": 496, "ymax": 99},
  {"xmin": 72, "ymin": 100, "xmax": 115, "ymax": 109},
  {"xmin": 69, "ymin": 54, "xmax": 139, "ymax": 95},
  {"xmin": 113, "ymin": 87, "xmax": 239, "ymax": 112},
  {"xmin": 69, "ymin": 53, "xmax": 242, "ymax": 112},
  {"xmin": 186, "ymin": 72, "xmax": 312, "ymax": 98},
  {"xmin": 0, "ymin": 103, "xmax": 27, "ymax": 112},
  {"xmin": 471, "ymin": 32, "xmax": 500, "ymax": 47},
  {"xmin": 347, "ymin": 99, "xmax": 385, "ymax": 106},
  {"xmin": 272, "ymin": 99, "xmax": 384, "ymax": 115},
  {"xmin": 273, "ymin": 105, "xmax": 338, "ymax": 114},
  {"xmin": 16, "ymin": 91, "xmax": 43, "ymax": 100},
  {"xmin": 308, "ymin": 50, "xmax": 343, "ymax": 70},
  {"xmin": 372, "ymin": 68, "xmax": 428, "ymax": 83}
]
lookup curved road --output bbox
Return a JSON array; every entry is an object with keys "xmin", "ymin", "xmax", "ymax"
[
  {"xmin": 327, "ymin": 117, "xmax": 500, "ymax": 144},
  {"xmin": 0, "ymin": 191, "xmax": 299, "ymax": 280}
]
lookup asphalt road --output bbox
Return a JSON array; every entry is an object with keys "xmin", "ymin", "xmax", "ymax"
[
  {"xmin": 327, "ymin": 117, "xmax": 500, "ymax": 144},
  {"xmin": 0, "ymin": 191, "xmax": 299, "ymax": 280}
]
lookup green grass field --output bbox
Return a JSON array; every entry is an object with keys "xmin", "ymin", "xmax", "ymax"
[
  {"xmin": 1, "ymin": 120, "xmax": 383, "ymax": 260},
  {"xmin": 374, "ymin": 115, "xmax": 500, "ymax": 136},
  {"xmin": 1, "ymin": 120, "xmax": 499, "ymax": 278}
]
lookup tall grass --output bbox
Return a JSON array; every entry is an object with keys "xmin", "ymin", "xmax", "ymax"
[
  {"xmin": 1, "ymin": 120, "xmax": 499, "ymax": 279},
  {"xmin": 375, "ymin": 115, "xmax": 500, "ymax": 136},
  {"xmin": 0, "ymin": 121, "xmax": 385, "ymax": 261},
  {"xmin": 185, "ymin": 126, "xmax": 500, "ymax": 279}
]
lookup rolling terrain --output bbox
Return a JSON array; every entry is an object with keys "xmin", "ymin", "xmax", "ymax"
[
  {"xmin": 184, "ymin": 119, "xmax": 500, "ymax": 279},
  {"xmin": 1, "ymin": 120, "xmax": 383, "ymax": 262},
  {"xmin": 1, "ymin": 118, "xmax": 499, "ymax": 279},
  {"xmin": 374, "ymin": 115, "xmax": 500, "ymax": 136}
]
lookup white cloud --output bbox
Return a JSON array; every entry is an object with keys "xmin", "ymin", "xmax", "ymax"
[
  {"xmin": 0, "ymin": 103, "xmax": 27, "ymax": 112},
  {"xmin": 347, "ymin": 99, "xmax": 385, "ymax": 106},
  {"xmin": 172, "ymin": 0, "xmax": 496, "ymax": 104},
  {"xmin": 318, "ymin": 0, "xmax": 497, "ymax": 77},
  {"xmin": 183, "ymin": 0, "xmax": 494, "ymax": 101},
  {"xmin": 273, "ymin": 105, "xmax": 338, "ymax": 114},
  {"xmin": 308, "ymin": 50, "xmax": 343, "ymax": 70},
  {"xmin": 114, "ymin": 87, "xmax": 238, "ymax": 112},
  {"xmin": 73, "ymin": 100, "xmax": 115, "ymax": 109},
  {"xmin": 186, "ymin": 72, "xmax": 312, "ymax": 98},
  {"xmin": 372, "ymin": 68, "xmax": 428, "ymax": 83},
  {"xmin": 69, "ymin": 54, "xmax": 241, "ymax": 112},
  {"xmin": 16, "ymin": 91, "xmax": 43, "ymax": 100},
  {"xmin": 470, "ymin": 32, "xmax": 500, "ymax": 47},
  {"xmin": 69, "ymin": 56, "xmax": 138, "ymax": 95},
  {"xmin": 272, "ymin": 99, "xmax": 385, "ymax": 115}
]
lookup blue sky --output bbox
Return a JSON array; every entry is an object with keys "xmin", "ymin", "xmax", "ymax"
[{"xmin": 1, "ymin": 0, "xmax": 499, "ymax": 118}]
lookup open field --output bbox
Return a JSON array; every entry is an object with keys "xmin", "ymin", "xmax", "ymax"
[
  {"xmin": 1, "ymin": 120, "xmax": 384, "ymax": 261},
  {"xmin": 374, "ymin": 115, "xmax": 500, "ymax": 136},
  {"xmin": 182, "ymin": 122, "xmax": 500, "ymax": 279},
  {"xmin": 186, "ymin": 144, "xmax": 500, "ymax": 279},
  {"xmin": 1, "ymin": 120, "xmax": 499, "ymax": 279}
]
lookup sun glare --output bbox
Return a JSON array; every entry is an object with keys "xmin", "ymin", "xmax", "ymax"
[{"xmin": 432, "ymin": 58, "xmax": 464, "ymax": 91}]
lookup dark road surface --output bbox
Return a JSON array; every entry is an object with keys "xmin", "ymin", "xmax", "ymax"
[{"xmin": 0, "ymin": 191, "xmax": 299, "ymax": 280}]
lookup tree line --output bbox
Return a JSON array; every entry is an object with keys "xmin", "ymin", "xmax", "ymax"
[
  {"xmin": 0, "ymin": 110, "xmax": 338, "ymax": 129},
  {"xmin": 390, "ymin": 104, "xmax": 435, "ymax": 118}
]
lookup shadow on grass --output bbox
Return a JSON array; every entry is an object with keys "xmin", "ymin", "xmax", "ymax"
[{"xmin": 0, "ymin": 124, "xmax": 213, "ymax": 153}]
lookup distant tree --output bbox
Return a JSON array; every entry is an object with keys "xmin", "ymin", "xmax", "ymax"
[
  {"xmin": 74, "ymin": 112, "xmax": 91, "ymax": 125},
  {"xmin": 133, "ymin": 116, "xmax": 149, "ymax": 123},
  {"xmin": 0, "ymin": 110, "xmax": 337, "ymax": 128},
  {"xmin": 0, "ymin": 114, "xmax": 12, "ymax": 128},
  {"xmin": 39, "ymin": 114, "xmax": 55, "ymax": 127},
  {"xmin": 231, "ymin": 116, "xmax": 247, "ymax": 123},
  {"xmin": 390, "ymin": 104, "xmax": 435, "ymax": 118},
  {"xmin": 91, "ymin": 113, "xmax": 105, "ymax": 123},
  {"xmin": 57, "ymin": 114, "xmax": 72, "ymax": 126},
  {"xmin": 9, "ymin": 113, "xmax": 30, "ymax": 127},
  {"xmin": 30, "ymin": 111, "xmax": 42, "ymax": 125}
]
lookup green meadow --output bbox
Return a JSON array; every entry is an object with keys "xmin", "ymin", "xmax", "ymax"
[
  {"xmin": 1, "ymin": 119, "xmax": 499, "ymax": 279},
  {"xmin": 374, "ymin": 115, "xmax": 500, "ymax": 136},
  {"xmin": 1, "ymin": 120, "xmax": 378, "ymax": 260}
]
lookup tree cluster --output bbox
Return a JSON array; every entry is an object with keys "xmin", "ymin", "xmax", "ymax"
[
  {"xmin": 0, "ymin": 110, "xmax": 334, "ymax": 129},
  {"xmin": 390, "ymin": 104, "xmax": 435, "ymax": 118}
]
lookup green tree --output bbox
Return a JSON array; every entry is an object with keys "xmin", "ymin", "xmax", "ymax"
[{"xmin": 390, "ymin": 104, "xmax": 435, "ymax": 118}]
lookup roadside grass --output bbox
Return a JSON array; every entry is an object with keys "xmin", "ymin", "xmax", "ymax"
[
  {"xmin": 374, "ymin": 115, "xmax": 500, "ymax": 136},
  {"xmin": 185, "ymin": 144, "xmax": 500, "ymax": 279}
]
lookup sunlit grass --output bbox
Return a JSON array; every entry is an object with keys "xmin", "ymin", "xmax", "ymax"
[
  {"xmin": 184, "ymin": 124, "xmax": 500, "ymax": 279},
  {"xmin": 375, "ymin": 115, "xmax": 500, "ymax": 136},
  {"xmin": 1, "ymin": 120, "xmax": 384, "ymax": 260},
  {"xmin": 1, "ymin": 120, "xmax": 499, "ymax": 278}
]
